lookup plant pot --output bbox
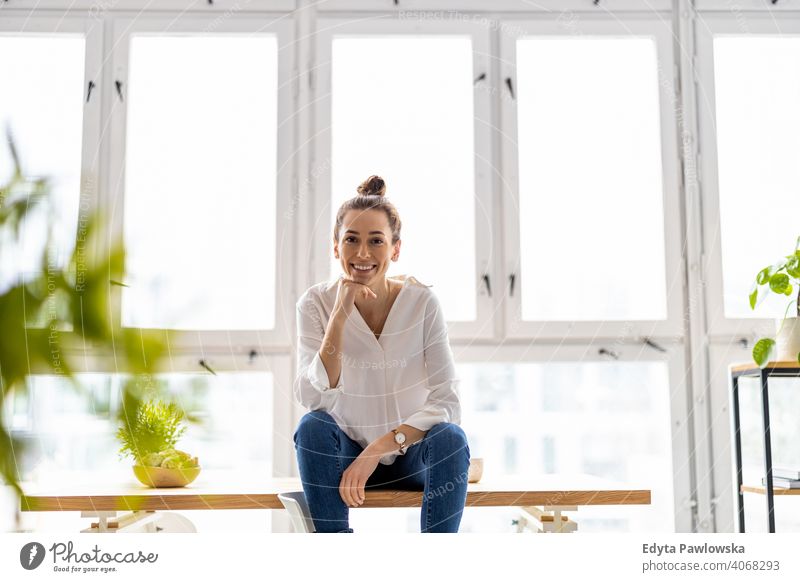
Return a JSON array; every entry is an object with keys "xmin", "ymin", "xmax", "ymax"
[
  {"xmin": 133, "ymin": 465, "xmax": 201, "ymax": 488},
  {"xmin": 775, "ymin": 316, "xmax": 800, "ymax": 362}
]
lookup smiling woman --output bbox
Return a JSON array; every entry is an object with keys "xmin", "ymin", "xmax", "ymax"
[{"xmin": 292, "ymin": 175, "xmax": 471, "ymax": 533}]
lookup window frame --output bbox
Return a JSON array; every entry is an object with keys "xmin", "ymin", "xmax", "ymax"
[
  {"xmin": 499, "ymin": 15, "xmax": 685, "ymax": 341},
  {"xmin": 106, "ymin": 15, "xmax": 296, "ymax": 351},
  {"xmin": 312, "ymin": 16, "xmax": 497, "ymax": 340},
  {"xmin": 315, "ymin": 0, "xmax": 672, "ymax": 12}
]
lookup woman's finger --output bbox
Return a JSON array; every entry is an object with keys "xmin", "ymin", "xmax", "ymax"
[
  {"xmin": 341, "ymin": 471, "xmax": 356, "ymax": 508},
  {"xmin": 355, "ymin": 479, "xmax": 366, "ymax": 505},
  {"xmin": 339, "ymin": 472, "xmax": 351, "ymax": 506}
]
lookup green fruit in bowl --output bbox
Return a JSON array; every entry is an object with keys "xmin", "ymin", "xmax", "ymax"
[
  {"xmin": 141, "ymin": 452, "xmax": 166, "ymax": 467},
  {"xmin": 158, "ymin": 448, "xmax": 199, "ymax": 469}
]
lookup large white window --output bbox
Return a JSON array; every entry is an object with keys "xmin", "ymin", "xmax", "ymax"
[
  {"xmin": 516, "ymin": 37, "xmax": 666, "ymax": 322},
  {"xmin": 502, "ymin": 19, "xmax": 683, "ymax": 340},
  {"xmin": 315, "ymin": 19, "xmax": 494, "ymax": 338},
  {"xmin": 712, "ymin": 37, "xmax": 800, "ymax": 321},
  {"xmin": 121, "ymin": 34, "xmax": 279, "ymax": 331},
  {"xmin": 328, "ymin": 36, "xmax": 477, "ymax": 320},
  {"xmin": 0, "ymin": 34, "xmax": 86, "ymax": 291}
]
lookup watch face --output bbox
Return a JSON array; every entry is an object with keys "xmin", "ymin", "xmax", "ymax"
[{"xmin": 394, "ymin": 431, "xmax": 406, "ymax": 445}]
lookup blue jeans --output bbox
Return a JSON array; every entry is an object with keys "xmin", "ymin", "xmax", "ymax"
[{"xmin": 293, "ymin": 410, "xmax": 470, "ymax": 533}]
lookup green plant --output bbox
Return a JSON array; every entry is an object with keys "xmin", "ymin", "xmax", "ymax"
[
  {"xmin": 0, "ymin": 128, "xmax": 173, "ymax": 506},
  {"xmin": 749, "ymin": 236, "xmax": 800, "ymax": 367},
  {"xmin": 116, "ymin": 399, "xmax": 188, "ymax": 464}
]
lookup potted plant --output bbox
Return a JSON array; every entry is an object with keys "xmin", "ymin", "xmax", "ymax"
[
  {"xmin": 116, "ymin": 397, "xmax": 201, "ymax": 488},
  {"xmin": 749, "ymin": 236, "xmax": 800, "ymax": 367}
]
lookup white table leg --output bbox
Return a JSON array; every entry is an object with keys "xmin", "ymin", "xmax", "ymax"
[
  {"xmin": 80, "ymin": 511, "xmax": 196, "ymax": 533},
  {"xmin": 516, "ymin": 505, "xmax": 578, "ymax": 533}
]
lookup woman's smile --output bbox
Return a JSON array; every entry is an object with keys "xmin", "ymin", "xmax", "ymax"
[{"xmin": 350, "ymin": 263, "xmax": 377, "ymax": 275}]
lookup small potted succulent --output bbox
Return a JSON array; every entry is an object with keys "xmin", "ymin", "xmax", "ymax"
[
  {"xmin": 749, "ymin": 236, "xmax": 800, "ymax": 367},
  {"xmin": 116, "ymin": 398, "xmax": 201, "ymax": 488}
]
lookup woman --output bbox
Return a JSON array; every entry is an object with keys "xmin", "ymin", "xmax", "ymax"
[{"xmin": 292, "ymin": 175, "xmax": 470, "ymax": 533}]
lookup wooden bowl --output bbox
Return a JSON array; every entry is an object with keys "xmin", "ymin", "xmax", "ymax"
[
  {"xmin": 133, "ymin": 465, "xmax": 201, "ymax": 488},
  {"xmin": 468, "ymin": 458, "xmax": 484, "ymax": 483}
]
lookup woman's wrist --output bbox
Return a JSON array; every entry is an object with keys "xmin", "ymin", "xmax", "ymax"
[
  {"xmin": 366, "ymin": 432, "xmax": 400, "ymax": 457},
  {"xmin": 331, "ymin": 307, "xmax": 348, "ymax": 325}
]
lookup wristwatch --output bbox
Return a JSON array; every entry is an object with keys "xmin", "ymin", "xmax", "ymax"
[{"xmin": 392, "ymin": 429, "xmax": 408, "ymax": 455}]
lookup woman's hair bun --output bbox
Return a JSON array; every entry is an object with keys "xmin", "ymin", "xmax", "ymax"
[{"xmin": 356, "ymin": 175, "xmax": 386, "ymax": 197}]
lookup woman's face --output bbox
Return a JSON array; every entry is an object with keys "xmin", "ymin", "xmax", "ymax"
[{"xmin": 333, "ymin": 209, "xmax": 400, "ymax": 284}]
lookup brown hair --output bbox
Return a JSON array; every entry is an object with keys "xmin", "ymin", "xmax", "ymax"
[{"xmin": 333, "ymin": 175, "xmax": 402, "ymax": 245}]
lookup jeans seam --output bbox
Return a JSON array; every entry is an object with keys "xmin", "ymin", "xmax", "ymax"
[{"xmin": 425, "ymin": 434, "xmax": 433, "ymax": 532}]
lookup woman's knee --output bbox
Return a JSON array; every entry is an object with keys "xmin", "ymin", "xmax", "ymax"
[
  {"xmin": 426, "ymin": 423, "xmax": 470, "ymax": 456},
  {"xmin": 293, "ymin": 410, "xmax": 339, "ymax": 447}
]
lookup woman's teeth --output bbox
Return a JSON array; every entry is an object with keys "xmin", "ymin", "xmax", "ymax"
[{"xmin": 351, "ymin": 264, "xmax": 376, "ymax": 272}]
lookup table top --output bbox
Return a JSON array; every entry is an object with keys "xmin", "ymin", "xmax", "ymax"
[
  {"xmin": 18, "ymin": 471, "xmax": 651, "ymax": 511},
  {"xmin": 731, "ymin": 361, "xmax": 800, "ymax": 378}
]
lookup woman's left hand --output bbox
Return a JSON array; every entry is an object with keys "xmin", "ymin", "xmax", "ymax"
[{"xmin": 339, "ymin": 448, "xmax": 382, "ymax": 508}]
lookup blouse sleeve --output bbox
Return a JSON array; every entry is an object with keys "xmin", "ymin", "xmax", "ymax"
[
  {"xmin": 293, "ymin": 294, "xmax": 342, "ymax": 412},
  {"xmin": 402, "ymin": 290, "xmax": 462, "ymax": 431}
]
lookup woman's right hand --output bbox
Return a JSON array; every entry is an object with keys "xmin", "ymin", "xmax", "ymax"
[{"xmin": 333, "ymin": 276, "xmax": 378, "ymax": 317}]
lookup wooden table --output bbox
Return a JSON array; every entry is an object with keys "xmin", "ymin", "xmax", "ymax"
[
  {"xmin": 730, "ymin": 360, "xmax": 800, "ymax": 533},
  {"xmin": 19, "ymin": 471, "xmax": 651, "ymax": 533}
]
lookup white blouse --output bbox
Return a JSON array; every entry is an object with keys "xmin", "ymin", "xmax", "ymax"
[{"xmin": 293, "ymin": 274, "xmax": 461, "ymax": 465}]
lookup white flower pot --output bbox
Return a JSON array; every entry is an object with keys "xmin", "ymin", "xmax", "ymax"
[{"xmin": 775, "ymin": 316, "xmax": 800, "ymax": 362}]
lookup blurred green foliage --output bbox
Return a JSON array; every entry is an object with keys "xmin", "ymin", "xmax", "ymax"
[{"xmin": 0, "ymin": 129, "xmax": 179, "ymax": 502}]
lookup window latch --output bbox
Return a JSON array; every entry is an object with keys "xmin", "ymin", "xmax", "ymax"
[
  {"xmin": 199, "ymin": 359, "xmax": 217, "ymax": 375},
  {"xmin": 643, "ymin": 337, "xmax": 667, "ymax": 353},
  {"xmin": 482, "ymin": 274, "xmax": 491, "ymax": 297},
  {"xmin": 598, "ymin": 347, "xmax": 619, "ymax": 360},
  {"xmin": 505, "ymin": 77, "xmax": 515, "ymax": 100}
]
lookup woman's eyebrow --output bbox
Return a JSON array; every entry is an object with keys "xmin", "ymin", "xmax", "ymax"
[{"xmin": 345, "ymin": 230, "xmax": 385, "ymax": 235}]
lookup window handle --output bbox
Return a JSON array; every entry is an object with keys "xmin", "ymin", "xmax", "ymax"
[
  {"xmin": 598, "ymin": 347, "xmax": 619, "ymax": 360},
  {"xmin": 86, "ymin": 81, "xmax": 95, "ymax": 103},
  {"xmin": 643, "ymin": 337, "xmax": 667, "ymax": 353},
  {"xmin": 115, "ymin": 80, "xmax": 124, "ymax": 102},
  {"xmin": 482, "ymin": 274, "xmax": 492, "ymax": 297},
  {"xmin": 199, "ymin": 359, "xmax": 217, "ymax": 375},
  {"xmin": 509, "ymin": 273, "xmax": 516, "ymax": 297},
  {"xmin": 505, "ymin": 77, "xmax": 515, "ymax": 100}
]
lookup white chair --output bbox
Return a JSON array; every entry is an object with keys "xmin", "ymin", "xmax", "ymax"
[{"xmin": 278, "ymin": 491, "xmax": 316, "ymax": 533}]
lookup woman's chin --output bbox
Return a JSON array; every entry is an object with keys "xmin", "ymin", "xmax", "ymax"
[{"xmin": 349, "ymin": 267, "xmax": 378, "ymax": 278}]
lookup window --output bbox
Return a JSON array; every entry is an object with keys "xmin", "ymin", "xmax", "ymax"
[
  {"xmin": 713, "ymin": 37, "xmax": 800, "ymax": 320},
  {"xmin": 121, "ymin": 34, "xmax": 279, "ymax": 330},
  {"xmin": 458, "ymin": 361, "xmax": 676, "ymax": 532},
  {"xmin": 514, "ymin": 37, "xmax": 667, "ymax": 322},
  {"xmin": 327, "ymin": 35, "xmax": 478, "ymax": 321},
  {"xmin": 0, "ymin": 34, "xmax": 86, "ymax": 292},
  {"xmin": 9, "ymin": 372, "xmax": 273, "ymax": 533}
]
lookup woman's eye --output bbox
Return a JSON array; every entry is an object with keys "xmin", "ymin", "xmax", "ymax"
[{"xmin": 372, "ymin": 239, "xmax": 383, "ymax": 244}]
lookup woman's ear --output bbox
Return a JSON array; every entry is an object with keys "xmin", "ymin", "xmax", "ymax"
[
  {"xmin": 333, "ymin": 240, "xmax": 339, "ymax": 259},
  {"xmin": 392, "ymin": 239, "xmax": 401, "ymax": 261}
]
